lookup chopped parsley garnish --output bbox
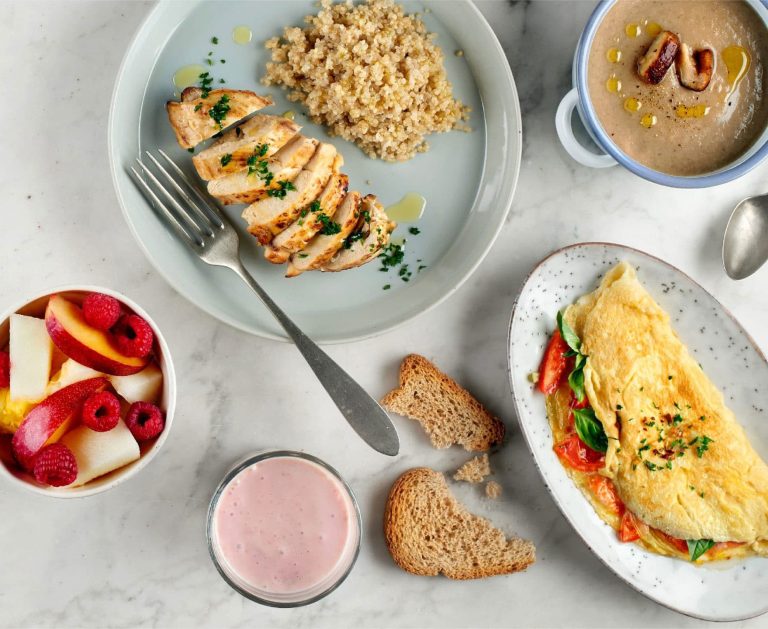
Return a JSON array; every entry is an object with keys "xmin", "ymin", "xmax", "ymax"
[
  {"xmin": 616, "ymin": 404, "xmax": 623, "ymax": 410},
  {"xmin": 219, "ymin": 78, "xmax": 226, "ymax": 84},
  {"xmin": 379, "ymin": 242, "xmax": 405, "ymax": 269},
  {"xmin": 672, "ymin": 413, "xmax": 683, "ymax": 425},
  {"xmin": 267, "ymin": 180, "xmax": 296, "ymax": 199},
  {"xmin": 361, "ymin": 209, "xmax": 371, "ymax": 223},
  {"xmin": 644, "ymin": 461, "xmax": 659, "ymax": 472},
  {"xmin": 220, "ymin": 59, "xmax": 226, "ymax": 64},
  {"xmin": 206, "ymin": 57, "xmax": 213, "ymax": 66},
  {"xmin": 408, "ymin": 226, "xmax": 421, "ymax": 235},
  {"xmin": 187, "ymin": 148, "xmax": 195, "ymax": 154},
  {"xmin": 690, "ymin": 435, "xmax": 713, "ymax": 458},
  {"xmin": 211, "ymin": 36, "xmax": 219, "ymax": 44},
  {"xmin": 194, "ymin": 103, "xmax": 203, "ymax": 112},
  {"xmin": 199, "ymin": 71, "xmax": 213, "ymax": 97},
  {"xmin": 246, "ymin": 145, "xmax": 272, "ymax": 184},
  {"xmin": 398, "ymin": 264, "xmax": 412, "ymax": 282},
  {"xmin": 308, "ymin": 200, "xmax": 321, "ymax": 213},
  {"xmin": 220, "ymin": 153, "xmax": 232, "ymax": 167},
  {"xmin": 317, "ymin": 213, "xmax": 342, "ymax": 235},
  {"xmin": 344, "ymin": 230, "xmax": 366, "ymax": 249},
  {"xmin": 208, "ymin": 94, "xmax": 230, "ymax": 128},
  {"xmin": 383, "ymin": 284, "xmax": 391, "ymax": 290}
]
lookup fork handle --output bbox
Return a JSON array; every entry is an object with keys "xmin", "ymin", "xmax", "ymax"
[{"xmin": 230, "ymin": 262, "xmax": 400, "ymax": 456}]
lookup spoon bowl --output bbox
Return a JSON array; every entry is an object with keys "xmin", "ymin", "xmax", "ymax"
[{"xmin": 722, "ymin": 195, "xmax": 768, "ymax": 280}]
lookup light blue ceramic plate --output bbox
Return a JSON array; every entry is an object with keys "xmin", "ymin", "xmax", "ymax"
[
  {"xmin": 109, "ymin": 0, "xmax": 521, "ymax": 343},
  {"xmin": 508, "ymin": 243, "xmax": 768, "ymax": 621}
]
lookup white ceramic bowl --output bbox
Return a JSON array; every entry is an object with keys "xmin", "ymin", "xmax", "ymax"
[{"xmin": 0, "ymin": 286, "xmax": 176, "ymax": 498}]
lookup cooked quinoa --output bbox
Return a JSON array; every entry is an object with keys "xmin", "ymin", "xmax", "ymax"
[{"xmin": 262, "ymin": 0, "xmax": 470, "ymax": 162}]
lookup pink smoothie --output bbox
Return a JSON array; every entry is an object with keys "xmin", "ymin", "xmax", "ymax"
[{"xmin": 213, "ymin": 456, "xmax": 358, "ymax": 596}]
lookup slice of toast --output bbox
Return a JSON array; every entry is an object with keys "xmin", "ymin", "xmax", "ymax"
[
  {"xmin": 384, "ymin": 468, "xmax": 534, "ymax": 579},
  {"xmin": 381, "ymin": 355, "xmax": 505, "ymax": 451},
  {"xmin": 453, "ymin": 454, "xmax": 491, "ymax": 483}
]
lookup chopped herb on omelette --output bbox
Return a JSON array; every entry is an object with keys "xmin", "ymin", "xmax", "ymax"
[{"xmin": 538, "ymin": 261, "xmax": 768, "ymax": 563}]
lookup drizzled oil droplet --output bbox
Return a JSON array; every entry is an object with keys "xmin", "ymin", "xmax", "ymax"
[
  {"xmin": 676, "ymin": 103, "xmax": 711, "ymax": 118},
  {"xmin": 282, "ymin": 110, "xmax": 296, "ymax": 120},
  {"xmin": 625, "ymin": 23, "xmax": 641, "ymax": 37},
  {"xmin": 232, "ymin": 25, "xmax": 253, "ymax": 45},
  {"xmin": 606, "ymin": 76, "xmax": 622, "ymax": 94},
  {"xmin": 624, "ymin": 97, "xmax": 642, "ymax": 113},
  {"xmin": 385, "ymin": 193, "xmax": 426, "ymax": 222},
  {"xmin": 640, "ymin": 113, "xmax": 658, "ymax": 128},
  {"xmin": 173, "ymin": 64, "xmax": 207, "ymax": 90},
  {"xmin": 607, "ymin": 47, "xmax": 622, "ymax": 63},
  {"xmin": 722, "ymin": 45, "xmax": 750, "ymax": 94},
  {"xmin": 645, "ymin": 22, "xmax": 662, "ymax": 37}
]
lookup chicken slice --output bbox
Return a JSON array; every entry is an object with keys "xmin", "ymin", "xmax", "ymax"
[
  {"xmin": 207, "ymin": 135, "xmax": 318, "ymax": 205},
  {"xmin": 322, "ymin": 196, "xmax": 395, "ymax": 272},
  {"xmin": 242, "ymin": 145, "xmax": 341, "ymax": 245},
  {"xmin": 192, "ymin": 114, "xmax": 300, "ymax": 180},
  {"xmin": 265, "ymin": 171, "xmax": 349, "ymax": 264},
  {"xmin": 286, "ymin": 192, "xmax": 362, "ymax": 277},
  {"xmin": 166, "ymin": 88, "xmax": 272, "ymax": 149}
]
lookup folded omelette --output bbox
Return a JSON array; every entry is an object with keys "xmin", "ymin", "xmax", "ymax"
[{"xmin": 544, "ymin": 261, "xmax": 768, "ymax": 561}]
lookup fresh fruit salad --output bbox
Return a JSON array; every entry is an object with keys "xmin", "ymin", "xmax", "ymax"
[{"xmin": 0, "ymin": 292, "xmax": 167, "ymax": 490}]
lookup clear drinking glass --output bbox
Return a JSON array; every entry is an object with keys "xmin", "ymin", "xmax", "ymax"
[{"xmin": 206, "ymin": 450, "xmax": 362, "ymax": 607}]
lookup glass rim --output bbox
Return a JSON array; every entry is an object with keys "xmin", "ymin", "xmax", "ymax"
[{"xmin": 206, "ymin": 450, "xmax": 363, "ymax": 608}]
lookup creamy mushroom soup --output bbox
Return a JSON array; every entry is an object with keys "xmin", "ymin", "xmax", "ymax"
[{"xmin": 588, "ymin": 0, "xmax": 768, "ymax": 176}]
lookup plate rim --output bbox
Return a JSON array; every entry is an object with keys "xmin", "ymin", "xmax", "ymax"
[
  {"xmin": 506, "ymin": 241, "xmax": 768, "ymax": 622},
  {"xmin": 107, "ymin": 0, "xmax": 522, "ymax": 345}
]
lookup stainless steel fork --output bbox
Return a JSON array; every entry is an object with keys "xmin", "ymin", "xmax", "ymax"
[{"xmin": 130, "ymin": 149, "xmax": 399, "ymax": 456}]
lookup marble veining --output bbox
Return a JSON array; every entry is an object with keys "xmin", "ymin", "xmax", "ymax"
[{"xmin": 1, "ymin": 1, "xmax": 768, "ymax": 628}]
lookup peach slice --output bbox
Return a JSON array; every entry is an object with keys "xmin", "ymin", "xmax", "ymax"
[
  {"xmin": 11, "ymin": 377, "xmax": 109, "ymax": 470},
  {"xmin": 45, "ymin": 295, "xmax": 147, "ymax": 376}
]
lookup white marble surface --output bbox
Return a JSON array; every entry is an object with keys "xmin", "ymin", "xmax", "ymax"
[{"xmin": 1, "ymin": 1, "xmax": 768, "ymax": 627}]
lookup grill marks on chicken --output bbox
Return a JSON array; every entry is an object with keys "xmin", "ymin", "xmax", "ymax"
[{"xmin": 166, "ymin": 93, "xmax": 396, "ymax": 276}]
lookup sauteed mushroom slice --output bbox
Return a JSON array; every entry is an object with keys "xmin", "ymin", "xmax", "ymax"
[
  {"xmin": 637, "ymin": 30, "xmax": 680, "ymax": 84},
  {"xmin": 677, "ymin": 43, "xmax": 715, "ymax": 92}
]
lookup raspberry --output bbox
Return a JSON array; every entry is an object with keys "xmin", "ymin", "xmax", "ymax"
[
  {"xmin": 112, "ymin": 314, "xmax": 154, "ymax": 358},
  {"xmin": 81, "ymin": 390, "xmax": 121, "ymax": 432},
  {"xmin": 125, "ymin": 401, "xmax": 165, "ymax": 441},
  {"xmin": 0, "ymin": 351, "xmax": 9, "ymax": 388},
  {"xmin": 82, "ymin": 293, "xmax": 122, "ymax": 330},
  {"xmin": 33, "ymin": 443, "xmax": 78, "ymax": 487}
]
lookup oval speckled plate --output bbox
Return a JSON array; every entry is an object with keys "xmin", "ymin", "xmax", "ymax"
[
  {"xmin": 108, "ymin": 0, "xmax": 521, "ymax": 343},
  {"xmin": 507, "ymin": 242, "xmax": 768, "ymax": 622}
]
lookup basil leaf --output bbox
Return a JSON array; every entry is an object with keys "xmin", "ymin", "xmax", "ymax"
[
  {"xmin": 573, "ymin": 408, "xmax": 608, "ymax": 453},
  {"xmin": 687, "ymin": 539, "xmax": 715, "ymax": 562},
  {"xmin": 569, "ymin": 365, "xmax": 586, "ymax": 403},
  {"xmin": 557, "ymin": 310, "xmax": 581, "ymax": 353}
]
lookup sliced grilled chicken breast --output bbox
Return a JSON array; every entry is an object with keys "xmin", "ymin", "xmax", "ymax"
[
  {"xmin": 192, "ymin": 115, "xmax": 300, "ymax": 180},
  {"xmin": 323, "ymin": 196, "xmax": 395, "ymax": 272},
  {"xmin": 207, "ymin": 135, "xmax": 318, "ymax": 205},
  {"xmin": 265, "ymin": 171, "xmax": 349, "ymax": 264},
  {"xmin": 286, "ymin": 192, "xmax": 362, "ymax": 277},
  {"xmin": 242, "ymin": 145, "xmax": 341, "ymax": 244},
  {"xmin": 166, "ymin": 88, "xmax": 272, "ymax": 149}
]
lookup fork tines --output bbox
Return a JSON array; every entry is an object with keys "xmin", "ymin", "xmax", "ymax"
[{"xmin": 130, "ymin": 149, "xmax": 225, "ymax": 248}]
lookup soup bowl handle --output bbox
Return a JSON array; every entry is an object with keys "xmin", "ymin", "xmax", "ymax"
[{"xmin": 555, "ymin": 88, "xmax": 617, "ymax": 169}]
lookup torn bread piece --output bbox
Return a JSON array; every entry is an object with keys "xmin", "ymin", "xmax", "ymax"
[
  {"xmin": 207, "ymin": 135, "xmax": 318, "ymax": 205},
  {"xmin": 192, "ymin": 114, "xmax": 300, "ymax": 180},
  {"xmin": 384, "ymin": 468, "xmax": 534, "ymax": 579},
  {"xmin": 166, "ymin": 88, "xmax": 273, "ymax": 149},
  {"xmin": 453, "ymin": 454, "xmax": 491, "ymax": 483},
  {"xmin": 381, "ymin": 354, "xmax": 505, "ymax": 451},
  {"xmin": 265, "ymin": 170, "xmax": 348, "ymax": 264},
  {"xmin": 285, "ymin": 191, "xmax": 362, "ymax": 277},
  {"xmin": 242, "ymin": 143, "xmax": 340, "ymax": 244},
  {"xmin": 322, "ymin": 196, "xmax": 396, "ymax": 272}
]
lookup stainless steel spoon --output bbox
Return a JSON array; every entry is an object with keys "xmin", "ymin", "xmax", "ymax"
[{"xmin": 722, "ymin": 195, "xmax": 768, "ymax": 280}]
